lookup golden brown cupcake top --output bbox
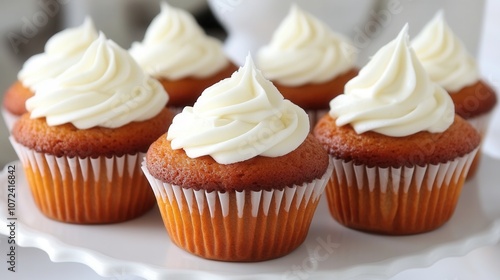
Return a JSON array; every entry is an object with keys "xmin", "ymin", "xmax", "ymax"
[
  {"xmin": 12, "ymin": 108, "xmax": 173, "ymax": 158},
  {"xmin": 314, "ymin": 114, "xmax": 480, "ymax": 168},
  {"xmin": 146, "ymin": 134, "xmax": 329, "ymax": 192}
]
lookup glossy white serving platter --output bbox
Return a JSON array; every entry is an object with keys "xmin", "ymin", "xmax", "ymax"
[{"xmin": 1, "ymin": 155, "xmax": 499, "ymax": 280}]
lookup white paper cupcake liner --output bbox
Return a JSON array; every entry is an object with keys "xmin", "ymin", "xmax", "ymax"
[
  {"xmin": 10, "ymin": 137, "xmax": 155, "ymax": 224},
  {"xmin": 326, "ymin": 148, "xmax": 478, "ymax": 235},
  {"xmin": 2, "ymin": 108, "xmax": 19, "ymax": 131},
  {"xmin": 141, "ymin": 158, "xmax": 333, "ymax": 261},
  {"xmin": 332, "ymin": 149, "xmax": 478, "ymax": 193},
  {"xmin": 142, "ymin": 159, "xmax": 332, "ymax": 218}
]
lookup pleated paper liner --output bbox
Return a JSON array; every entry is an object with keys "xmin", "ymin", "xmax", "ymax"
[
  {"xmin": 325, "ymin": 148, "xmax": 478, "ymax": 235},
  {"xmin": 10, "ymin": 137, "xmax": 155, "ymax": 224},
  {"xmin": 466, "ymin": 113, "xmax": 493, "ymax": 179},
  {"xmin": 2, "ymin": 108, "xmax": 19, "ymax": 131},
  {"xmin": 142, "ymin": 159, "xmax": 333, "ymax": 262}
]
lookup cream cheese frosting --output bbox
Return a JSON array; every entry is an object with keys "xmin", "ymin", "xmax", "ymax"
[
  {"xmin": 329, "ymin": 24, "xmax": 454, "ymax": 137},
  {"xmin": 166, "ymin": 55, "xmax": 310, "ymax": 164},
  {"xmin": 26, "ymin": 33, "xmax": 168, "ymax": 129},
  {"xmin": 256, "ymin": 4, "xmax": 357, "ymax": 87},
  {"xmin": 18, "ymin": 17, "xmax": 99, "ymax": 91},
  {"xmin": 412, "ymin": 11, "xmax": 479, "ymax": 92},
  {"xmin": 129, "ymin": 2, "xmax": 229, "ymax": 80}
]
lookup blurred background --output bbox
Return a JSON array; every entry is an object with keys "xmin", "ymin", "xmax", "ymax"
[{"xmin": 0, "ymin": 0, "xmax": 494, "ymax": 168}]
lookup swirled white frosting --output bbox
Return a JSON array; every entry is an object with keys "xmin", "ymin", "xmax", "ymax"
[
  {"xmin": 18, "ymin": 17, "xmax": 98, "ymax": 91},
  {"xmin": 167, "ymin": 55, "xmax": 310, "ymax": 164},
  {"xmin": 129, "ymin": 2, "xmax": 229, "ymax": 80},
  {"xmin": 256, "ymin": 5, "xmax": 357, "ymax": 86},
  {"xmin": 329, "ymin": 25, "xmax": 454, "ymax": 137},
  {"xmin": 412, "ymin": 11, "xmax": 479, "ymax": 92},
  {"xmin": 26, "ymin": 33, "xmax": 168, "ymax": 129}
]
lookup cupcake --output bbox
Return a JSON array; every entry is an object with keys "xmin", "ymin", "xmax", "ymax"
[
  {"xmin": 2, "ymin": 17, "xmax": 98, "ymax": 130},
  {"xmin": 412, "ymin": 11, "xmax": 497, "ymax": 178},
  {"xmin": 257, "ymin": 4, "xmax": 358, "ymax": 126},
  {"xmin": 10, "ymin": 33, "xmax": 174, "ymax": 224},
  {"xmin": 129, "ymin": 2, "xmax": 238, "ymax": 113},
  {"xmin": 142, "ymin": 55, "xmax": 332, "ymax": 261},
  {"xmin": 313, "ymin": 25, "xmax": 480, "ymax": 235}
]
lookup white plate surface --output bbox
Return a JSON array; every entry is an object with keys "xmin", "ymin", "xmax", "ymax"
[{"xmin": 1, "ymin": 156, "xmax": 499, "ymax": 280}]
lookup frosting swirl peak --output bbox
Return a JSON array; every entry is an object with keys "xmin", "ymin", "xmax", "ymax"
[
  {"xmin": 129, "ymin": 2, "xmax": 229, "ymax": 80},
  {"xmin": 330, "ymin": 25, "xmax": 454, "ymax": 137},
  {"xmin": 26, "ymin": 33, "xmax": 168, "ymax": 129},
  {"xmin": 257, "ymin": 4, "xmax": 357, "ymax": 86},
  {"xmin": 18, "ymin": 17, "xmax": 99, "ymax": 91},
  {"xmin": 167, "ymin": 55, "xmax": 310, "ymax": 164},
  {"xmin": 412, "ymin": 11, "xmax": 479, "ymax": 92}
]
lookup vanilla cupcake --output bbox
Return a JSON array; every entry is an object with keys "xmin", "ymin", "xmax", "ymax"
[
  {"xmin": 2, "ymin": 17, "xmax": 98, "ymax": 130},
  {"xmin": 257, "ymin": 4, "xmax": 358, "ymax": 126},
  {"xmin": 314, "ymin": 25, "xmax": 480, "ymax": 235},
  {"xmin": 10, "ymin": 33, "xmax": 173, "ymax": 224},
  {"xmin": 129, "ymin": 2, "xmax": 237, "ymax": 113},
  {"xmin": 412, "ymin": 11, "xmax": 497, "ymax": 178},
  {"xmin": 142, "ymin": 55, "xmax": 332, "ymax": 261}
]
